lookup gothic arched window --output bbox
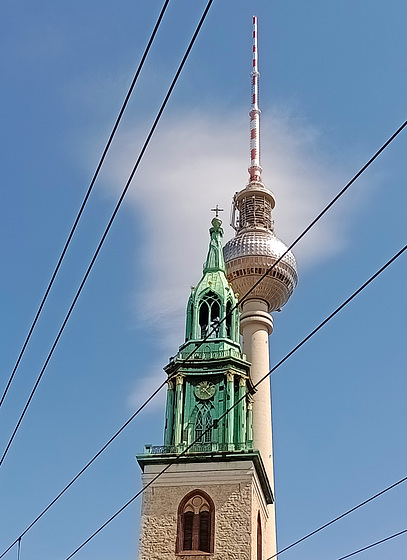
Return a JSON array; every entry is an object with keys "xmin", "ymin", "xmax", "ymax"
[
  {"xmin": 195, "ymin": 405, "xmax": 212, "ymax": 444},
  {"xmin": 226, "ymin": 300, "xmax": 232, "ymax": 339},
  {"xmin": 185, "ymin": 301, "xmax": 193, "ymax": 341},
  {"xmin": 257, "ymin": 512, "xmax": 262, "ymax": 560},
  {"xmin": 199, "ymin": 292, "xmax": 220, "ymax": 339},
  {"xmin": 177, "ymin": 490, "xmax": 215, "ymax": 554},
  {"xmin": 199, "ymin": 301, "xmax": 209, "ymax": 338}
]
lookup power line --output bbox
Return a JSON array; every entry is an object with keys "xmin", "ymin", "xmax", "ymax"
[
  {"xmin": 335, "ymin": 528, "xmax": 407, "ymax": 560},
  {"xmin": 239, "ymin": 118, "xmax": 407, "ymax": 308},
  {"xmin": 165, "ymin": 118, "xmax": 407, "ymax": 375},
  {"xmin": 266, "ymin": 473, "xmax": 407, "ymax": 559},
  {"xmin": 1, "ymin": 1, "xmax": 404, "ymax": 555},
  {"xmin": 0, "ymin": 382, "xmax": 165, "ymax": 559},
  {"xmin": 62, "ymin": 243, "xmax": 406, "ymax": 559},
  {"xmin": 1, "ymin": 116, "xmax": 405, "ymax": 555},
  {"xmin": 0, "ymin": 0, "xmax": 215, "ymax": 470},
  {"xmin": 0, "ymin": 0, "xmax": 171, "ymax": 412}
]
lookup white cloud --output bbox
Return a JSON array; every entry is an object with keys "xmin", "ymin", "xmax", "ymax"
[
  {"xmin": 126, "ymin": 364, "xmax": 167, "ymax": 416},
  {"xmin": 90, "ymin": 108, "xmax": 371, "ymax": 407},
  {"xmin": 86, "ymin": 108, "xmax": 370, "ymax": 412}
]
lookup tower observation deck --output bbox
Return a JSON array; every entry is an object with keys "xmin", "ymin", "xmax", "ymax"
[{"xmin": 224, "ymin": 17, "xmax": 298, "ymax": 312}]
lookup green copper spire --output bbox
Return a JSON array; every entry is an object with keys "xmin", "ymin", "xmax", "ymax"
[
  {"xmin": 185, "ymin": 217, "xmax": 239, "ymax": 346},
  {"xmin": 137, "ymin": 216, "xmax": 272, "ymax": 503},
  {"xmin": 157, "ymin": 217, "xmax": 253, "ymax": 453}
]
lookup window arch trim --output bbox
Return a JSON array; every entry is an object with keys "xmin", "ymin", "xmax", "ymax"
[
  {"xmin": 198, "ymin": 290, "xmax": 221, "ymax": 339},
  {"xmin": 176, "ymin": 489, "xmax": 215, "ymax": 556}
]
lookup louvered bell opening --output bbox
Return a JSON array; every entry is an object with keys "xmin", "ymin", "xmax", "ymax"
[
  {"xmin": 199, "ymin": 511, "xmax": 210, "ymax": 552},
  {"xmin": 183, "ymin": 511, "xmax": 194, "ymax": 550}
]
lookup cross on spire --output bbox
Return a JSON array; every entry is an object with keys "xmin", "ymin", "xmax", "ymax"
[{"xmin": 211, "ymin": 205, "xmax": 224, "ymax": 218}]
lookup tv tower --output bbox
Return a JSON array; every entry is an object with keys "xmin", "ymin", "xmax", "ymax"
[{"xmin": 224, "ymin": 15, "xmax": 298, "ymax": 556}]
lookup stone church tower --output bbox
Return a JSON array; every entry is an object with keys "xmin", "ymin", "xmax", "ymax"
[{"xmin": 137, "ymin": 17, "xmax": 298, "ymax": 560}]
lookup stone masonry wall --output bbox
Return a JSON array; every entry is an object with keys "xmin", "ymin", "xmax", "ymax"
[
  {"xmin": 251, "ymin": 485, "xmax": 276, "ymax": 560},
  {"xmin": 138, "ymin": 476, "xmax": 255, "ymax": 559}
]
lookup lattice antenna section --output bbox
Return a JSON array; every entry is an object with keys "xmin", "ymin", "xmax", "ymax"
[
  {"xmin": 230, "ymin": 16, "xmax": 276, "ymax": 233},
  {"xmin": 249, "ymin": 15, "xmax": 262, "ymax": 183}
]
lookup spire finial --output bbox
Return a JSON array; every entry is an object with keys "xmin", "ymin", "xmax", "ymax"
[
  {"xmin": 211, "ymin": 204, "xmax": 224, "ymax": 218},
  {"xmin": 248, "ymin": 15, "xmax": 262, "ymax": 183}
]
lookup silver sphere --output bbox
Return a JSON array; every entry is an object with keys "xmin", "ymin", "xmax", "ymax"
[{"xmin": 223, "ymin": 230, "xmax": 298, "ymax": 312}]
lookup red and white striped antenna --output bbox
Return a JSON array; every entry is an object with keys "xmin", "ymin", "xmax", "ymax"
[{"xmin": 249, "ymin": 15, "xmax": 262, "ymax": 183}]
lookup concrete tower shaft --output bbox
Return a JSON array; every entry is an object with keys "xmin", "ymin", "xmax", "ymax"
[{"xmin": 240, "ymin": 300, "xmax": 274, "ymax": 465}]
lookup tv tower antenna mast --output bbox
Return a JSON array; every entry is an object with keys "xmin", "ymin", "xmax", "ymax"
[{"xmin": 249, "ymin": 15, "xmax": 262, "ymax": 183}]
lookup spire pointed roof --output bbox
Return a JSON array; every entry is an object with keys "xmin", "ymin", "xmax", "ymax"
[
  {"xmin": 192, "ymin": 217, "xmax": 231, "ymax": 302},
  {"xmin": 178, "ymin": 216, "xmax": 241, "ymax": 348}
]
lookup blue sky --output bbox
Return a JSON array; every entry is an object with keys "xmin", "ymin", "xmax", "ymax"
[{"xmin": 1, "ymin": 1, "xmax": 406, "ymax": 559}]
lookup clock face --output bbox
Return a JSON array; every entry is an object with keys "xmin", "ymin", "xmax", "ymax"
[{"xmin": 195, "ymin": 381, "xmax": 215, "ymax": 400}]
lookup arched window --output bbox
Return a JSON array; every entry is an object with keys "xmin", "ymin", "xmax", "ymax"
[
  {"xmin": 199, "ymin": 301, "xmax": 209, "ymax": 338},
  {"xmin": 177, "ymin": 490, "xmax": 215, "ymax": 554},
  {"xmin": 209, "ymin": 300, "xmax": 220, "ymax": 338},
  {"xmin": 195, "ymin": 406, "xmax": 212, "ymax": 443},
  {"xmin": 257, "ymin": 512, "xmax": 262, "ymax": 560},
  {"xmin": 199, "ymin": 292, "xmax": 221, "ymax": 339},
  {"xmin": 226, "ymin": 300, "xmax": 232, "ymax": 339},
  {"xmin": 185, "ymin": 301, "xmax": 193, "ymax": 340}
]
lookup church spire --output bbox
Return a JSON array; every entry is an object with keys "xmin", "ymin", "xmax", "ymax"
[
  {"xmin": 160, "ymin": 215, "xmax": 253, "ymax": 454},
  {"xmin": 184, "ymin": 216, "xmax": 239, "ymax": 344}
]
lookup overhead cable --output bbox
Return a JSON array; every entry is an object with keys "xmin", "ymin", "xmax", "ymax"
[
  {"xmin": 0, "ymin": 0, "xmax": 171, "ymax": 411},
  {"xmin": 238, "ymin": 117, "xmax": 407, "ymax": 307},
  {"xmin": 266, "ymin": 460, "xmax": 407, "ymax": 557},
  {"xmin": 0, "ymin": 0, "xmax": 215, "ymax": 470},
  {"xmin": 334, "ymin": 527, "xmax": 407, "ymax": 560},
  {"xmin": 165, "ymin": 117, "xmax": 407, "ymax": 364},
  {"xmin": 62, "ymin": 243, "xmax": 407, "ymax": 559},
  {"xmin": 2, "ymin": 116, "xmax": 405, "ymax": 555}
]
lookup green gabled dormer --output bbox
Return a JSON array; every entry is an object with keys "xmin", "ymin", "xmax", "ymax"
[{"xmin": 160, "ymin": 217, "xmax": 254, "ymax": 454}]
